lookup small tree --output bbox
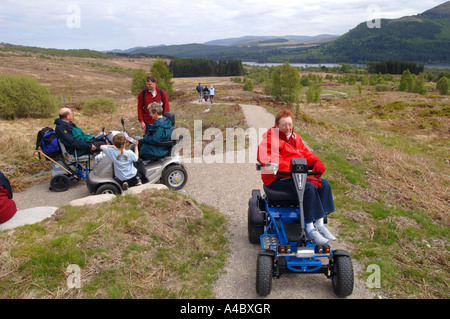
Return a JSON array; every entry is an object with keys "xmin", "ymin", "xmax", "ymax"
[
  {"xmin": 243, "ymin": 78, "xmax": 254, "ymax": 92},
  {"xmin": 436, "ymin": 76, "xmax": 449, "ymax": 95},
  {"xmin": 150, "ymin": 60, "xmax": 174, "ymax": 96},
  {"xmin": 411, "ymin": 73, "xmax": 427, "ymax": 95},
  {"xmin": 271, "ymin": 62, "xmax": 302, "ymax": 103},
  {"xmin": 306, "ymin": 82, "xmax": 322, "ymax": 103},
  {"xmin": 399, "ymin": 70, "xmax": 413, "ymax": 92},
  {"xmin": 130, "ymin": 68, "xmax": 147, "ymax": 97}
]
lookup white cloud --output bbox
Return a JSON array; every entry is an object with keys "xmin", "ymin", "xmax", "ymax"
[{"xmin": 0, "ymin": 0, "xmax": 446, "ymax": 50}]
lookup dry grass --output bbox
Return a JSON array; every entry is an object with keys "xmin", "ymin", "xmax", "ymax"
[{"xmin": 0, "ymin": 189, "xmax": 227, "ymax": 298}]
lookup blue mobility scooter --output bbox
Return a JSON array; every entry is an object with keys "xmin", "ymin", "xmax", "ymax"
[{"xmin": 248, "ymin": 158, "xmax": 354, "ymax": 297}]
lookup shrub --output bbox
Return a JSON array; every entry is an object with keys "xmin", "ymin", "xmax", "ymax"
[
  {"xmin": 399, "ymin": 70, "xmax": 414, "ymax": 92},
  {"xmin": 150, "ymin": 60, "xmax": 174, "ymax": 97},
  {"xmin": 0, "ymin": 74, "xmax": 60, "ymax": 119},
  {"xmin": 270, "ymin": 62, "xmax": 302, "ymax": 103},
  {"xmin": 436, "ymin": 76, "xmax": 449, "ymax": 95},
  {"xmin": 82, "ymin": 97, "xmax": 117, "ymax": 115},
  {"xmin": 242, "ymin": 78, "xmax": 254, "ymax": 92},
  {"xmin": 130, "ymin": 68, "xmax": 147, "ymax": 97}
]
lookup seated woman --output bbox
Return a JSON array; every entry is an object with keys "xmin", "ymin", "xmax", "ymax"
[
  {"xmin": 0, "ymin": 171, "xmax": 17, "ymax": 224},
  {"xmin": 139, "ymin": 102, "xmax": 173, "ymax": 160},
  {"xmin": 257, "ymin": 110, "xmax": 336, "ymax": 245},
  {"xmin": 100, "ymin": 134, "xmax": 142, "ymax": 190}
]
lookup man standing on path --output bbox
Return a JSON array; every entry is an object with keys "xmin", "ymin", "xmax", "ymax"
[
  {"xmin": 137, "ymin": 75, "xmax": 170, "ymax": 136},
  {"xmin": 196, "ymin": 83, "xmax": 203, "ymax": 102}
]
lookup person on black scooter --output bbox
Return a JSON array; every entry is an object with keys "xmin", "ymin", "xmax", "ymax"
[
  {"xmin": 138, "ymin": 102, "xmax": 173, "ymax": 160},
  {"xmin": 257, "ymin": 109, "xmax": 336, "ymax": 245}
]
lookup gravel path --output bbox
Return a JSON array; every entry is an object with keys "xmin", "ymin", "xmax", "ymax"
[{"xmin": 13, "ymin": 103, "xmax": 374, "ymax": 299}]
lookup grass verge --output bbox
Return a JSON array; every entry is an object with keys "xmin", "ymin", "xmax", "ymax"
[
  {"xmin": 0, "ymin": 189, "xmax": 228, "ymax": 299},
  {"xmin": 274, "ymin": 100, "xmax": 449, "ymax": 299}
]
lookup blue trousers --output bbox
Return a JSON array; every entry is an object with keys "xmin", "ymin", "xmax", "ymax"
[{"xmin": 268, "ymin": 178, "xmax": 335, "ymax": 224}]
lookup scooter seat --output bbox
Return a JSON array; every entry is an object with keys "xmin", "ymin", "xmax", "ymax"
[{"xmin": 263, "ymin": 184, "xmax": 298, "ymax": 201}]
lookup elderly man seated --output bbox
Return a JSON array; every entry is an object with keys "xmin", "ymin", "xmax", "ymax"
[{"xmin": 54, "ymin": 107, "xmax": 106, "ymax": 156}]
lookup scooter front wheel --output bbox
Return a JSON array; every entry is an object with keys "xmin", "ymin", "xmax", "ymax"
[
  {"xmin": 256, "ymin": 254, "xmax": 273, "ymax": 297},
  {"xmin": 162, "ymin": 165, "xmax": 188, "ymax": 190}
]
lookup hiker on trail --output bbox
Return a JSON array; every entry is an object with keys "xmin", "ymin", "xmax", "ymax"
[
  {"xmin": 257, "ymin": 109, "xmax": 336, "ymax": 245},
  {"xmin": 54, "ymin": 107, "xmax": 106, "ymax": 156},
  {"xmin": 203, "ymin": 85, "xmax": 209, "ymax": 102},
  {"xmin": 0, "ymin": 171, "xmax": 17, "ymax": 224},
  {"xmin": 209, "ymin": 85, "xmax": 215, "ymax": 104},
  {"xmin": 196, "ymin": 83, "xmax": 203, "ymax": 102},
  {"xmin": 137, "ymin": 75, "xmax": 170, "ymax": 136}
]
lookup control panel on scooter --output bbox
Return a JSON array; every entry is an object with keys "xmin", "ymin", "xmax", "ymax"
[{"xmin": 291, "ymin": 158, "xmax": 308, "ymax": 173}]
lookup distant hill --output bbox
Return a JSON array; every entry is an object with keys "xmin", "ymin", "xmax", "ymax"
[
  {"xmin": 204, "ymin": 35, "xmax": 338, "ymax": 46},
  {"xmin": 117, "ymin": 2, "xmax": 450, "ymax": 64},
  {"xmin": 314, "ymin": 1, "xmax": 450, "ymax": 63},
  {"xmin": 118, "ymin": 35, "xmax": 338, "ymax": 61}
]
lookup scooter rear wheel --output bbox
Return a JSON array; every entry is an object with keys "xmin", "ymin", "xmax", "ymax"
[
  {"xmin": 50, "ymin": 175, "xmax": 70, "ymax": 192},
  {"xmin": 96, "ymin": 184, "xmax": 120, "ymax": 195},
  {"xmin": 162, "ymin": 165, "xmax": 187, "ymax": 190}
]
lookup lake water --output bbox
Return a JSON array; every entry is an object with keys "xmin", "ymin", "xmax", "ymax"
[
  {"xmin": 243, "ymin": 61, "xmax": 341, "ymax": 68},
  {"xmin": 243, "ymin": 61, "xmax": 450, "ymax": 70}
]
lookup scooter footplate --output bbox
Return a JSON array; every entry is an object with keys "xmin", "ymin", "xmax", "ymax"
[{"xmin": 261, "ymin": 236, "xmax": 280, "ymax": 250}]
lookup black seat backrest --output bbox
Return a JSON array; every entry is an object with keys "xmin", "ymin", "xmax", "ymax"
[
  {"xmin": 263, "ymin": 184, "xmax": 299, "ymax": 204},
  {"xmin": 163, "ymin": 112, "xmax": 175, "ymax": 126}
]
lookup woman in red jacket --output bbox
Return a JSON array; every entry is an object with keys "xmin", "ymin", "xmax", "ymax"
[
  {"xmin": 0, "ymin": 171, "xmax": 17, "ymax": 224},
  {"xmin": 257, "ymin": 110, "xmax": 336, "ymax": 245}
]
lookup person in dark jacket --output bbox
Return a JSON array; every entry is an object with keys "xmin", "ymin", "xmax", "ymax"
[
  {"xmin": 0, "ymin": 171, "xmax": 17, "ymax": 224},
  {"xmin": 54, "ymin": 107, "xmax": 106, "ymax": 156},
  {"xmin": 139, "ymin": 102, "xmax": 173, "ymax": 160}
]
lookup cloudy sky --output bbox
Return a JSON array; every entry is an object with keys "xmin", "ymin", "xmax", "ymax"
[{"xmin": 0, "ymin": 0, "xmax": 446, "ymax": 51}]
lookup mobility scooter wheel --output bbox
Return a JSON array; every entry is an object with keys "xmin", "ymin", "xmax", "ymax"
[
  {"xmin": 162, "ymin": 165, "xmax": 187, "ymax": 190},
  {"xmin": 248, "ymin": 190, "xmax": 266, "ymax": 244},
  {"xmin": 50, "ymin": 175, "xmax": 70, "ymax": 192},
  {"xmin": 96, "ymin": 184, "xmax": 120, "ymax": 195},
  {"xmin": 331, "ymin": 255, "xmax": 354, "ymax": 297},
  {"xmin": 256, "ymin": 254, "xmax": 273, "ymax": 297}
]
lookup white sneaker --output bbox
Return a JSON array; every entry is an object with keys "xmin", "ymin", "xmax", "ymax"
[
  {"xmin": 136, "ymin": 177, "xmax": 142, "ymax": 186},
  {"xmin": 307, "ymin": 228, "xmax": 329, "ymax": 245},
  {"xmin": 122, "ymin": 182, "xmax": 129, "ymax": 191},
  {"xmin": 317, "ymin": 225, "xmax": 337, "ymax": 241}
]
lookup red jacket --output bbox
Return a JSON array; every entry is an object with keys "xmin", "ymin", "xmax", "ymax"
[
  {"xmin": 0, "ymin": 187, "xmax": 16, "ymax": 224},
  {"xmin": 257, "ymin": 127, "xmax": 322, "ymax": 185},
  {"xmin": 137, "ymin": 85, "xmax": 170, "ymax": 125}
]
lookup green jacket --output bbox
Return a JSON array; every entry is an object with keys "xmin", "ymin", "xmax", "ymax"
[{"xmin": 140, "ymin": 116, "xmax": 173, "ymax": 157}]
